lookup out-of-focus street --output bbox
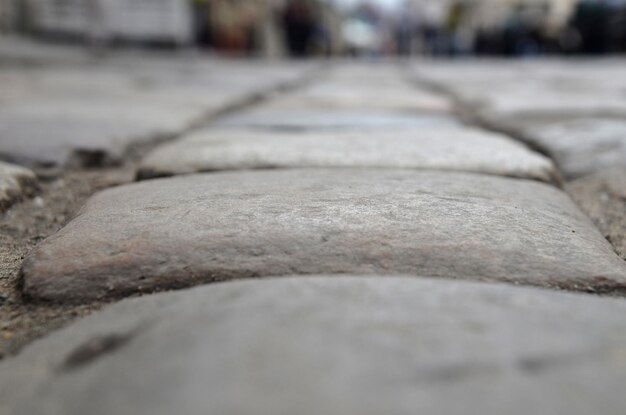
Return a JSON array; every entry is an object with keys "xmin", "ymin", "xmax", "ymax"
[{"xmin": 0, "ymin": 1, "xmax": 625, "ymax": 413}]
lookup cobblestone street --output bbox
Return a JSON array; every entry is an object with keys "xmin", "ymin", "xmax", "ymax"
[{"xmin": 0, "ymin": 39, "xmax": 625, "ymax": 414}]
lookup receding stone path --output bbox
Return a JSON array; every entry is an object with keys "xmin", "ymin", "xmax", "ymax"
[
  {"xmin": 22, "ymin": 169, "xmax": 626, "ymax": 302},
  {"xmin": 4, "ymin": 277, "xmax": 626, "ymax": 415},
  {"xmin": 414, "ymin": 60, "xmax": 626, "ymax": 121},
  {"xmin": 413, "ymin": 59, "xmax": 626, "ymax": 258},
  {"xmin": 137, "ymin": 127, "xmax": 556, "ymax": 182},
  {"xmin": 0, "ymin": 60, "xmax": 311, "ymax": 168},
  {"xmin": 2, "ymin": 49, "xmax": 626, "ymax": 414},
  {"xmin": 0, "ymin": 162, "xmax": 38, "ymax": 212}
]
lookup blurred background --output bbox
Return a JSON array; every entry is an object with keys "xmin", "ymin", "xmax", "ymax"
[{"xmin": 0, "ymin": 0, "xmax": 625, "ymax": 58}]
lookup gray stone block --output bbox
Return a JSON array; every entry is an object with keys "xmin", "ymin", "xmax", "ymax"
[
  {"xmin": 4, "ymin": 276, "xmax": 626, "ymax": 415},
  {"xmin": 138, "ymin": 127, "xmax": 557, "ymax": 183},
  {"xmin": 567, "ymin": 167, "xmax": 626, "ymax": 259},
  {"xmin": 21, "ymin": 169, "xmax": 626, "ymax": 302}
]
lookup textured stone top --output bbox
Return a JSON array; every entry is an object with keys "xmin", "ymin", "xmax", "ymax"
[
  {"xmin": 22, "ymin": 169, "xmax": 626, "ymax": 302},
  {"xmin": 4, "ymin": 276, "xmax": 626, "ymax": 415},
  {"xmin": 138, "ymin": 127, "xmax": 557, "ymax": 183}
]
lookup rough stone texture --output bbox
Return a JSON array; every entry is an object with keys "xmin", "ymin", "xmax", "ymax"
[
  {"xmin": 567, "ymin": 167, "xmax": 626, "ymax": 260},
  {"xmin": 214, "ymin": 108, "xmax": 460, "ymax": 130},
  {"xmin": 0, "ymin": 161, "xmax": 38, "ymax": 211},
  {"xmin": 22, "ymin": 169, "xmax": 626, "ymax": 302},
  {"xmin": 5, "ymin": 276, "xmax": 626, "ymax": 415},
  {"xmin": 522, "ymin": 118, "xmax": 626, "ymax": 179},
  {"xmin": 138, "ymin": 127, "xmax": 557, "ymax": 183}
]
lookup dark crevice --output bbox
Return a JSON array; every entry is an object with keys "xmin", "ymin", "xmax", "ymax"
[{"xmin": 59, "ymin": 330, "xmax": 136, "ymax": 372}]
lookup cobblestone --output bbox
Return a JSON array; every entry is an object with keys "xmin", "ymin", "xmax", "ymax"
[
  {"xmin": 567, "ymin": 167, "xmax": 626, "ymax": 259},
  {"xmin": 4, "ymin": 277, "xmax": 626, "ymax": 415},
  {"xmin": 0, "ymin": 58, "xmax": 311, "ymax": 168},
  {"xmin": 1, "ymin": 47, "xmax": 626, "ymax": 413},
  {"xmin": 22, "ymin": 169, "xmax": 626, "ymax": 302},
  {"xmin": 138, "ymin": 127, "xmax": 556, "ymax": 182}
]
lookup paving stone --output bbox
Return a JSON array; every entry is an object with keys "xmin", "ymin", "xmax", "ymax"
[
  {"xmin": 5, "ymin": 276, "xmax": 626, "ymax": 415},
  {"xmin": 138, "ymin": 127, "xmax": 557, "ymax": 183},
  {"xmin": 0, "ymin": 60, "xmax": 310, "ymax": 168},
  {"xmin": 266, "ymin": 82, "xmax": 453, "ymax": 113},
  {"xmin": 0, "ymin": 161, "xmax": 38, "ymax": 211},
  {"xmin": 214, "ymin": 108, "xmax": 461, "ymax": 130},
  {"xmin": 521, "ymin": 118, "xmax": 626, "ymax": 179},
  {"xmin": 0, "ymin": 99, "xmax": 198, "ymax": 167},
  {"xmin": 475, "ymin": 87, "xmax": 626, "ymax": 124},
  {"xmin": 415, "ymin": 60, "xmax": 626, "ymax": 120},
  {"xmin": 567, "ymin": 167, "xmax": 626, "ymax": 260},
  {"xmin": 22, "ymin": 169, "xmax": 626, "ymax": 302}
]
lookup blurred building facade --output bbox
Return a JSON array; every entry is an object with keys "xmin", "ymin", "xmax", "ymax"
[
  {"xmin": 0, "ymin": 0, "xmax": 342, "ymax": 56},
  {"xmin": 3, "ymin": 0, "xmax": 193, "ymax": 45}
]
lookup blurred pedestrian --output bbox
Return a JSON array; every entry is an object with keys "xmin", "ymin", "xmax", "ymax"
[{"xmin": 282, "ymin": 0, "xmax": 317, "ymax": 57}]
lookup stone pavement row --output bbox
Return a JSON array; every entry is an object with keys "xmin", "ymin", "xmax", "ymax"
[
  {"xmin": 23, "ymin": 168, "xmax": 626, "ymax": 302},
  {"xmin": 414, "ymin": 60, "xmax": 626, "ymax": 179},
  {"xmin": 0, "ymin": 56, "xmax": 312, "ymax": 168},
  {"xmin": 3, "ymin": 62, "xmax": 626, "ymax": 414},
  {"xmin": 19, "ymin": 64, "xmax": 626, "ymax": 302},
  {"xmin": 414, "ymin": 60, "xmax": 626, "ymax": 259},
  {"xmin": 137, "ymin": 128, "xmax": 557, "ymax": 182}
]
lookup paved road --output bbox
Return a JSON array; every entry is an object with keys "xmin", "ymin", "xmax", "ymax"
[{"xmin": 0, "ymin": 42, "xmax": 625, "ymax": 414}]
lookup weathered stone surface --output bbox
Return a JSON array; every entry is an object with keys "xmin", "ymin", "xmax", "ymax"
[
  {"xmin": 5, "ymin": 276, "xmax": 626, "ymax": 415},
  {"xmin": 0, "ymin": 161, "xmax": 38, "ymax": 211},
  {"xmin": 0, "ymin": 59, "xmax": 310, "ymax": 167},
  {"xmin": 22, "ymin": 169, "xmax": 626, "ymax": 302},
  {"xmin": 214, "ymin": 108, "xmax": 460, "ymax": 130},
  {"xmin": 523, "ymin": 118, "xmax": 626, "ymax": 179},
  {"xmin": 567, "ymin": 167, "xmax": 626, "ymax": 260},
  {"xmin": 0, "ymin": 100, "xmax": 197, "ymax": 167},
  {"xmin": 415, "ymin": 60, "xmax": 626, "ymax": 120},
  {"xmin": 138, "ymin": 128, "xmax": 557, "ymax": 183}
]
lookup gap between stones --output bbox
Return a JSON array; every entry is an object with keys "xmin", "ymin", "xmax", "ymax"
[{"xmin": 405, "ymin": 65, "xmax": 624, "ymax": 258}]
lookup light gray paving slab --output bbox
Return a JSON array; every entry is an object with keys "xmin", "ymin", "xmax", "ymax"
[
  {"xmin": 0, "ymin": 59, "xmax": 311, "ymax": 168},
  {"xmin": 522, "ymin": 118, "xmax": 626, "ymax": 179},
  {"xmin": 567, "ymin": 167, "xmax": 626, "ymax": 260},
  {"xmin": 22, "ymin": 169, "xmax": 626, "ymax": 302},
  {"xmin": 138, "ymin": 128, "xmax": 557, "ymax": 183},
  {"xmin": 415, "ymin": 60, "xmax": 626, "ymax": 120},
  {"xmin": 213, "ymin": 108, "xmax": 461, "ymax": 130},
  {"xmin": 0, "ymin": 99, "xmax": 198, "ymax": 167},
  {"xmin": 4, "ymin": 276, "xmax": 626, "ymax": 415},
  {"xmin": 0, "ymin": 161, "xmax": 38, "ymax": 211},
  {"xmin": 266, "ymin": 82, "xmax": 453, "ymax": 113}
]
